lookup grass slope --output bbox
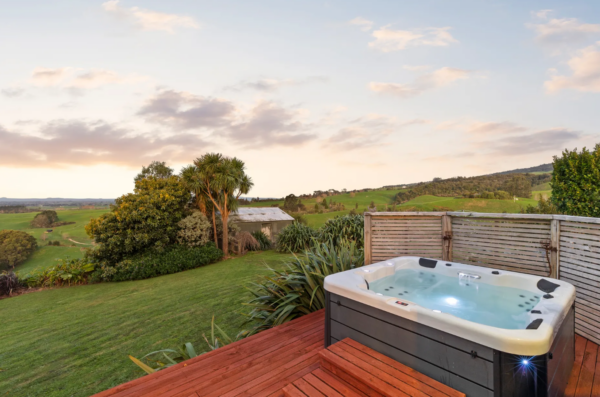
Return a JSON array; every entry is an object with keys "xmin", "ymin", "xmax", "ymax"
[
  {"xmin": 0, "ymin": 209, "xmax": 109, "ymax": 273},
  {"xmin": 0, "ymin": 251, "xmax": 292, "ymax": 397}
]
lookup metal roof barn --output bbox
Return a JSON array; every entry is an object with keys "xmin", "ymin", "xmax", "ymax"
[{"xmin": 229, "ymin": 207, "xmax": 294, "ymax": 241}]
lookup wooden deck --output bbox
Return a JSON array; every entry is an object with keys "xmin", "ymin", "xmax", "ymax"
[{"xmin": 96, "ymin": 309, "xmax": 600, "ymax": 397}]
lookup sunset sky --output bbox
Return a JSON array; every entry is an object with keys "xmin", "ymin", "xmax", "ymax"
[{"xmin": 1, "ymin": 0, "xmax": 600, "ymax": 198}]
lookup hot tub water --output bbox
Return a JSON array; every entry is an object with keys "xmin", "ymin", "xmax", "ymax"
[{"xmin": 369, "ymin": 268, "xmax": 541, "ymax": 329}]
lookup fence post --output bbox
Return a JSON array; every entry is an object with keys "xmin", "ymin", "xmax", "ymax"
[
  {"xmin": 442, "ymin": 214, "xmax": 452, "ymax": 261},
  {"xmin": 551, "ymin": 219, "xmax": 560, "ymax": 279},
  {"xmin": 364, "ymin": 213, "xmax": 372, "ymax": 265}
]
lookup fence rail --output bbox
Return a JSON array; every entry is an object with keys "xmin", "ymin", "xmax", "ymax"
[{"xmin": 364, "ymin": 211, "xmax": 600, "ymax": 345}]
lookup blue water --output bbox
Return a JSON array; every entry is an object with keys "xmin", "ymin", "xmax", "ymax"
[{"xmin": 369, "ymin": 269, "xmax": 541, "ymax": 329}]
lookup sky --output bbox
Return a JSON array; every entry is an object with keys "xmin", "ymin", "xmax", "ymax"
[{"xmin": 1, "ymin": 0, "xmax": 600, "ymax": 198}]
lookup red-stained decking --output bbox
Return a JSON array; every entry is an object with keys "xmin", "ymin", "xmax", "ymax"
[{"xmin": 95, "ymin": 309, "xmax": 599, "ymax": 397}]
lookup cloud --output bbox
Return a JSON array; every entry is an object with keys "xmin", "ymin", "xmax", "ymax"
[
  {"xmin": 533, "ymin": 10, "xmax": 554, "ymax": 20},
  {"xmin": 544, "ymin": 43, "xmax": 600, "ymax": 92},
  {"xmin": 403, "ymin": 65, "xmax": 431, "ymax": 72},
  {"xmin": 137, "ymin": 90, "xmax": 314, "ymax": 148},
  {"xmin": 369, "ymin": 26, "xmax": 457, "ymax": 52},
  {"xmin": 349, "ymin": 17, "xmax": 373, "ymax": 32},
  {"xmin": 490, "ymin": 129, "xmax": 580, "ymax": 156},
  {"xmin": 326, "ymin": 115, "xmax": 426, "ymax": 151},
  {"xmin": 225, "ymin": 76, "xmax": 327, "ymax": 92},
  {"xmin": 464, "ymin": 121, "xmax": 527, "ymax": 135},
  {"xmin": 137, "ymin": 90, "xmax": 235, "ymax": 130},
  {"xmin": 1, "ymin": 87, "xmax": 26, "ymax": 98},
  {"xmin": 102, "ymin": 1, "xmax": 199, "ymax": 33},
  {"xmin": 29, "ymin": 67, "xmax": 148, "ymax": 91},
  {"xmin": 0, "ymin": 121, "xmax": 211, "ymax": 168},
  {"xmin": 529, "ymin": 16, "xmax": 600, "ymax": 46},
  {"xmin": 369, "ymin": 67, "xmax": 471, "ymax": 98},
  {"xmin": 227, "ymin": 101, "xmax": 315, "ymax": 147}
]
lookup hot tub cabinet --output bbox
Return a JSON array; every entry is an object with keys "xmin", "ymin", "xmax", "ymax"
[{"xmin": 324, "ymin": 257, "xmax": 576, "ymax": 397}]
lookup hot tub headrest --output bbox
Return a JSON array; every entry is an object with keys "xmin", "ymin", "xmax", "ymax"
[
  {"xmin": 419, "ymin": 258, "xmax": 437, "ymax": 268},
  {"xmin": 537, "ymin": 278, "xmax": 560, "ymax": 293},
  {"xmin": 526, "ymin": 319, "xmax": 544, "ymax": 330}
]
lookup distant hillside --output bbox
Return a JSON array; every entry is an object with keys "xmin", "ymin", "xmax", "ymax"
[{"xmin": 493, "ymin": 163, "xmax": 553, "ymax": 175}]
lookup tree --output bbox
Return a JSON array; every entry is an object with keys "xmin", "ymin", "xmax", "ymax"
[
  {"xmin": 86, "ymin": 176, "xmax": 190, "ymax": 264},
  {"xmin": 30, "ymin": 210, "xmax": 59, "ymax": 228},
  {"xmin": 180, "ymin": 165, "xmax": 219, "ymax": 245},
  {"xmin": 282, "ymin": 194, "xmax": 303, "ymax": 213},
  {"xmin": 176, "ymin": 211, "xmax": 212, "ymax": 247},
  {"xmin": 322, "ymin": 198, "xmax": 329, "ymax": 209},
  {"xmin": 502, "ymin": 174, "xmax": 531, "ymax": 198},
  {"xmin": 552, "ymin": 145, "xmax": 600, "ymax": 216},
  {"xmin": 0, "ymin": 230, "xmax": 37, "ymax": 270},
  {"xmin": 186, "ymin": 153, "xmax": 253, "ymax": 257},
  {"xmin": 134, "ymin": 161, "xmax": 174, "ymax": 183}
]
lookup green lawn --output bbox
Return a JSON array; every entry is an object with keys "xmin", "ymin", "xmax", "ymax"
[
  {"xmin": 0, "ymin": 251, "xmax": 292, "ymax": 397},
  {"xmin": 0, "ymin": 209, "xmax": 109, "ymax": 274}
]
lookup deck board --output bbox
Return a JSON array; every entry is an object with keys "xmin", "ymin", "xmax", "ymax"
[{"xmin": 95, "ymin": 309, "xmax": 600, "ymax": 397}]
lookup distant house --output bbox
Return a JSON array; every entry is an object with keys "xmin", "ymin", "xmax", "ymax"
[{"xmin": 229, "ymin": 207, "xmax": 294, "ymax": 241}]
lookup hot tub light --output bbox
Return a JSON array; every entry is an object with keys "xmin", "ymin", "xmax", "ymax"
[
  {"xmin": 522, "ymin": 359, "xmax": 529, "ymax": 365},
  {"xmin": 445, "ymin": 297, "xmax": 458, "ymax": 305}
]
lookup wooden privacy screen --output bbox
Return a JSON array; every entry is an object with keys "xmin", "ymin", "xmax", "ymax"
[{"xmin": 364, "ymin": 211, "xmax": 600, "ymax": 345}]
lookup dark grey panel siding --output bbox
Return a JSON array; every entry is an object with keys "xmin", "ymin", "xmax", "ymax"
[{"xmin": 329, "ymin": 293, "xmax": 495, "ymax": 397}]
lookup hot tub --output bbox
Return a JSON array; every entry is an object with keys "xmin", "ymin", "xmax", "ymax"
[{"xmin": 324, "ymin": 256, "xmax": 576, "ymax": 397}]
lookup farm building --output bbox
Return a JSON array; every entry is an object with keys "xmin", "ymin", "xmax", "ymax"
[{"xmin": 229, "ymin": 207, "xmax": 294, "ymax": 241}]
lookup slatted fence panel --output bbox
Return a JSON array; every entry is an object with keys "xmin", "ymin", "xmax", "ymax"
[
  {"xmin": 558, "ymin": 221, "xmax": 600, "ymax": 345},
  {"xmin": 451, "ymin": 217, "xmax": 552, "ymax": 276},
  {"xmin": 370, "ymin": 216, "xmax": 443, "ymax": 263}
]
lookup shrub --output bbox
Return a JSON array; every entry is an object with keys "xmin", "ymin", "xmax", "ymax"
[
  {"xmin": 522, "ymin": 196, "xmax": 561, "ymax": 215},
  {"xmin": 251, "ymin": 231, "xmax": 272, "ymax": 250},
  {"xmin": 177, "ymin": 211, "xmax": 212, "ymax": 247},
  {"xmin": 552, "ymin": 145, "xmax": 600, "ymax": 217},
  {"xmin": 92, "ymin": 243, "xmax": 223, "ymax": 282},
  {"xmin": 236, "ymin": 231, "xmax": 259, "ymax": 254},
  {"xmin": 86, "ymin": 176, "xmax": 191, "ymax": 264},
  {"xmin": 0, "ymin": 230, "xmax": 37, "ymax": 270},
  {"xmin": 242, "ymin": 240, "xmax": 364, "ymax": 334},
  {"xmin": 494, "ymin": 190, "xmax": 511, "ymax": 200},
  {"xmin": 0, "ymin": 271, "xmax": 22, "ymax": 296},
  {"xmin": 276, "ymin": 223, "xmax": 318, "ymax": 253},
  {"xmin": 319, "ymin": 214, "xmax": 364, "ymax": 248},
  {"xmin": 22, "ymin": 258, "xmax": 95, "ymax": 288},
  {"xmin": 30, "ymin": 210, "xmax": 59, "ymax": 228},
  {"xmin": 291, "ymin": 213, "xmax": 307, "ymax": 225}
]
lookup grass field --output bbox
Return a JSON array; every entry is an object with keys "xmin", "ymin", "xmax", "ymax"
[
  {"xmin": 0, "ymin": 209, "xmax": 109, "ymax": 274},
  {"xmin": 0, "ymin": 251, "xmax": 292, "ymax": 397}
]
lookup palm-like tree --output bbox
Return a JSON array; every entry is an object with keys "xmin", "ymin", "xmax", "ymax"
[{"xmin": 182, "ymin": 153, "xmax": 253, "ymax": 257}]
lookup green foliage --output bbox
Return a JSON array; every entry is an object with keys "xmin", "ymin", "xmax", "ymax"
[
  {"xmin": 495, "ymin": 190, "xmax": 511, "ymax": 200},
  {"xmin": 322, "ymin": 198, "xmax": 329, "ymax": 209},
  {"xmin": 86, "ymin": 176, "xmax": 191, "ymax": 265},
  {"xmin": 242, "ymin": 240, "xmax": 364, "ymax": 334},
  {"xmin": 129, "ymin": 316, "xmax": 242, "ymax": 374},
  {"xmin": 502, "ymin": 174, "xmax": 532, "ymax": 198},
  {"xmin": 551, "ymin": 145, "xmax": 600, "ymax": 217},
  {"xmin": 30, "ymin": 210, "xmax": 59, "ymax": 228},
  {"xmin": 176, "ymin": 211, "xmax": 212, "ymax": 247},
  {"xmin": 251, "ymin": 230, "xmax": 272, "ymax": 250},
  {"xmin": 92, "ymin": 243, "xmax": 223, "ymax": 282},
  {"xmin": 21, "ymin": 258, "xmax": 95, "ymax": 288},
  {"xmin": 0, "ymin": 271, "xmax": 22, "ymax": 296},
  {"xmin": 0, "ymin": 230, "xmax": 37, "ymax": 269},
  {"xmin": 47, "ymin": 240, "xmax": 61, "ymax": 246},
  {"xmin": 291, "ymin": 213, "xmax": 307, "ymax": 225},
  {"xmin": 319, "ymin": 214, "xmax": 364, "ymax": 247},
  {"xmin": 522, "ymin": 196, "xmax": 560, "ymax": 214},
  {"xmin": 134, "ymin": 161, "xmax": 174, "ymax": 183},
  {"xmin": 275, "ymin": 222, "xmax": 318, "ymax": 253}
]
